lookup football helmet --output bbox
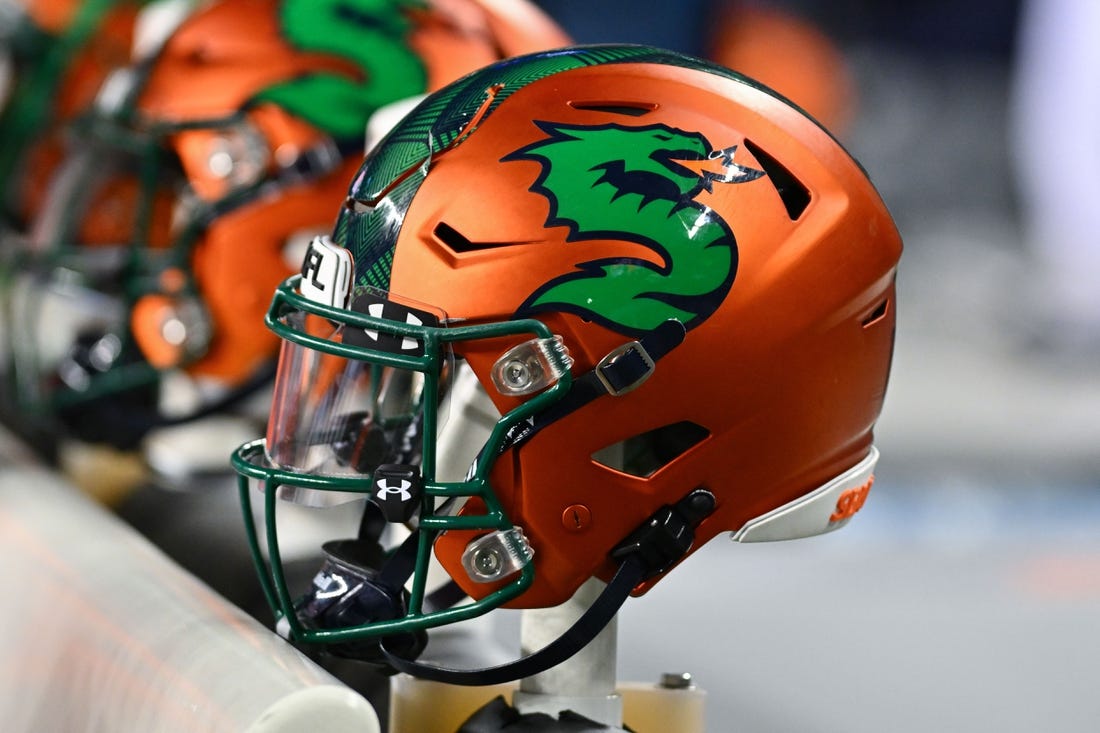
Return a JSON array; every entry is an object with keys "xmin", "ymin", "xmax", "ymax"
[
  {"xmin": 0, "ymin": 0, "xmax": 149, "ymax": 232},
  {"xmin": 232, "ymin": 45, "xmax": 902, "ymax": 680},
  {"xmin": 0, "ymin": 0, "xmax": 569, "ymax": 450}
]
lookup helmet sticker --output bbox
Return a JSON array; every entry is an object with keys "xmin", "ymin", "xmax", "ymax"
[
  {"xmin": 338, "ymin": 45, "xmax": 825, "ymax": 297},
  {"xmin": 300, "ymin": 235, "xmax": 352, "ymax": 308},
  {"xmin": 252, "ymin": 0, "xmax": 428, "ymax": 142},
  {"xmin": 507, "ymin": 121, "xmax": 764, "ymax": 336}
]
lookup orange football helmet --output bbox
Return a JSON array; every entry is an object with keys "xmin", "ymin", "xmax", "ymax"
[
  {"xmin": 2, "ymin": 0, "xmax": 568, "ymax": 449},
  {"xmin": 0, "ymin": 0, "xmax": 149, "ymax": 231},
  {"xmin": 233, "ymin": 45, "xmax": 901, "ymax": 681}
]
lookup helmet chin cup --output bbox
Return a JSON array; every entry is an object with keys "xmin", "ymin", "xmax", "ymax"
[
  {"xmin": 53, "ymin": 329, "xmax": 159, "ymax": 448},
  {"xmin": 300, "ymin": 540, "xmax": 402, "ymax": 626},
  {"xmin": 294, "ymin": 539, "xmax": 426, "ymax": 667}
]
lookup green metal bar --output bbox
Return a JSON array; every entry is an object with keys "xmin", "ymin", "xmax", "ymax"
[
  {"xmin": 237, "ymin": 474, "xmax": 281, "ymax": 614},
  {"xmin": 418, "ymin": 514, "xmax": 509, "ymax": 531},
  {"xmin": 405, "ymin": 528, "xmax": 434, "ymax": 615},
  {"xmin": 264, "ymin": 475, "xmax": 318, "ymax": 640}
]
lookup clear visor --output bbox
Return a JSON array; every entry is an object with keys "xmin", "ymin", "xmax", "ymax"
[{"xmin": 264, "ymin": 308, "xmax": 451, "ymax": 506}]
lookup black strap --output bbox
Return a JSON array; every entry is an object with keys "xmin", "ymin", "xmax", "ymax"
[
  {"xmin": 377, "ymin": 489, "xmax": 715, "ymax": 686},
  {"xmin": 495, "ymin": 319, "xmax": 687, "ymax": 457},
  {"xmin": 362, "ymin": 511, "xmax": 468, "ymax": 614},
  {"xmin": 561, "ymin": 318, "xmax": 685, "ymax": 411},
  {"xmin": 359, "ymin": 323, "xmax": 695, "ymax": 684},
  {"xmin": 380, "ymin": 553, "xmax": 647, "ymax": 686}
]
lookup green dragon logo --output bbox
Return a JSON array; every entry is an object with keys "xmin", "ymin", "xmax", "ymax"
[
  {"xmin": 253, "ymin": 0, "xmax": 427, "ymax": 142},
  {"xmin": 506, "ymin": 121, "xmax": 764, "ymax": 336}
]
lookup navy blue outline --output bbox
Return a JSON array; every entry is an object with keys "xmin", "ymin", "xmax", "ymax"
[{"xmin": 502, "ymin": 121, "xmax": 742, "ymax": 337}]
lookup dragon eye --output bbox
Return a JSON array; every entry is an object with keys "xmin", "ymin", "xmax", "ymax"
[{"xmin": 862, "ymin": 299, "xmax": 889, "ymax": 328}]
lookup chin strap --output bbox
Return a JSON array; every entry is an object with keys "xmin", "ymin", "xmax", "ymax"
[
  {"xmin": 307, "ymin": 321, "xmax": 694, "ymax": 680},
  {"xmin": 372, "ymin": 321, "xmax": 696, "ymax": 685},
  {"xmin": 379, "ymin": 488, "xmax": 716, "ymax": 686}
]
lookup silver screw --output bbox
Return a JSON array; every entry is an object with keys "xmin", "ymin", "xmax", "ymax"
[
  {"xmin": 472, "ymin": 547, "xmax": 502, "ymax": 579},
  {"xmin": 659, "ymin": 672, "xmax": 694, "ymax": 690},
  {"xmin": 503, "ymin": 359, "xmax": 531, "ymax": 389}
]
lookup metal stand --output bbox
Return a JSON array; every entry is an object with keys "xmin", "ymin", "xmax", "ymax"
[
  {"xmin": 388, "ymin": 576, "xmax": 707, "ymax": 732},
  {"xmin": 388, "ymin": 393, "xmax": 705, "ymax": 731},
  {"xmin": 511, "ymin": 578, "xmax": 625, "ymax": 728}
]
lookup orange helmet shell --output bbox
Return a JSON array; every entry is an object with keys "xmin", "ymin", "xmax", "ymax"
[
  {"xmin": 133, "ymin": 0, "xmax": 568, "ymax": 386},
  {"xmin": 334, "ymin": 52, "xmax": 901, "ymax": 608},
  {"xmin": 9, "ymin": 0, "xmax": 569, "ymax": 448},
  {"xmin": 8, "ymin": 0, "xmax": 145, "ymax": 225}
]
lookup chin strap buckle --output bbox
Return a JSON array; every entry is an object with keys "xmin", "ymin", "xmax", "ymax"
[
  {"xmin": 595, "ymin": 340, "xmax": 656, "ymax": 396},
  {"xmin": 610, "ymin": 488, "xmax": 716, "ymax": 580}
]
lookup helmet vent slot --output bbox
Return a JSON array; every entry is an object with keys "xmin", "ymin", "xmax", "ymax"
[
  {"xmin": 861, "ymin": 299, "xmax": 889, "ymax": 328},
  {"xmin": 434, "ymin": 222, "xmax": 506, "ymax": 253},
  {"xmin": 742, "ymin": 138, "xmax": 810, "ymax": 220},
  {"xmin": 567, "ymin": 101, "xmax": 656, "ymax": 117},
  {"xmin": 591, "ymin": 421, "xmax": 710, "ymax": 478}
]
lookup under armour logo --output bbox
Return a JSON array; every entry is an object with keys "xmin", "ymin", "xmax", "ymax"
[
  {"xmin": 376, "ymin": 477, "xmax": 413, "ymax": 503},
  {"xmin": 344, "ymin": 292, "xmax": 440, "ymax": 355},
  {"xmin": 364, "ymin": 305, "xmax": 424, "ymax": 352},
  {"xmin": 371, "ymin": 463, "xmax": 423, "ymax": 523}
]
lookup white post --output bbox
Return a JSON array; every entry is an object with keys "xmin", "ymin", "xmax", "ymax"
[{"xmin": 511, "ymin": 578, "xmax": 624, "ymax": 728}]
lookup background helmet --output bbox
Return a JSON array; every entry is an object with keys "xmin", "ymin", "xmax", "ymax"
[
  {"xmin": 1, "ymin": 0, "xmax": 568, "ymax": 452},
  {"xmin": 0, "ymin": 0, "xmax": 152, "ymax": 233},
  {"xmin": 233, "ymin": 44, "xmax": 902, "ymax": 666}
]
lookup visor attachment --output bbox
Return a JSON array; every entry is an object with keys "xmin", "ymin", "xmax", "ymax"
[
  {"xmin": 490, "ymin": 335, "xmax": 573, "ymax": 396},
  {"xmin": 460, "ymin": 528, "xmax": 534, "ymax": 583},
  {"xmin": 262, "ymin": 318, "xmax": 438, "ymax": 490},
  {"xmin": 263, "ymin": 252, "xmax": 449, "ymax": 510}
]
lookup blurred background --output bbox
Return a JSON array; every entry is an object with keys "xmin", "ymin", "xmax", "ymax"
[{"xmin": 3, "ymin": 0, "xmax": 1099, "ymax": 731}]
